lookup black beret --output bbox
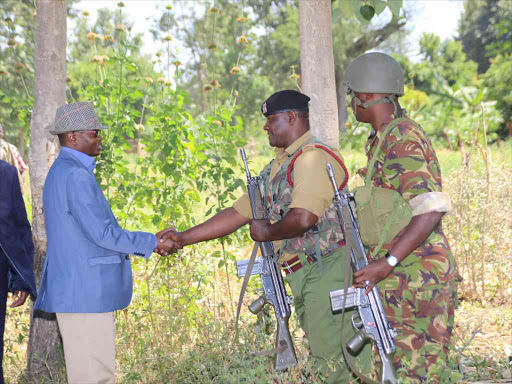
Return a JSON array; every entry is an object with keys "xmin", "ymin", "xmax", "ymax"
[{"xmin": 261, "ymin": 90, "xmax": 311, "ymax": 117}]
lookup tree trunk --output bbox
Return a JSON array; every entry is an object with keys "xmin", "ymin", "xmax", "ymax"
[
  {"xmin": 27, "ymin": 0, "xmax": 67, "ymax": 380},
  {"xmin": 299, "ymin": 0, "xmax": 339, "ymax": 149}
]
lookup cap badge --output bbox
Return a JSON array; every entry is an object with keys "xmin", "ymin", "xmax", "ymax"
[{"xmin": 262, "ymin": 102, "xmax": 267, "ymax": 114}]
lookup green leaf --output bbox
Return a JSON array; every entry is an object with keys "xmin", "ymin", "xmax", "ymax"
[
  {"xmin": 472, "ymin": 89, "xmax": 484, "ymax": 105},
  {"xmin": 374, "ymin": 0, "xmax": 387, "ymax": 15},
  {"xmin": 338, "ymin": 0, "xmax": 355, "ymax": 19},
  {"xmin": 360, "ymin": 5, "xmax": 375, "ymax": 21},
  {"xmin": 387, "ymin": 0, "xmax": 403, "ymax": 17}
]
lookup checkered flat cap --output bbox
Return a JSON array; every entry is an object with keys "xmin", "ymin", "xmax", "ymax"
[{"xmin": 50, "ymin": 102, "xmax": 107, "ymax": 135}]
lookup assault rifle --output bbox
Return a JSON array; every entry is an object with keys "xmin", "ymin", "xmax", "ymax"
[
  {"xmin": 235, "ymin": 148, "xmax": 297, "ymax": 371},
  {"xmin": 326, "ymin": 163, "xmax": 398, "ymax": 384}
]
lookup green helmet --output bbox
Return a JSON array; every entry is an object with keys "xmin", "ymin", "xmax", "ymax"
[{"xmin": 343, "ymin": 52, "xmax": 404, "ymax": 96}]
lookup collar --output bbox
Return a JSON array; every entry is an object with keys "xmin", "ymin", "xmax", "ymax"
[
  {"xmin": 61, "ymin": 147, "xmax": 96, "ymax": 173},
  {"xmin": 274, "ymin": 130, "xmax": 313, "ymax": 159}
]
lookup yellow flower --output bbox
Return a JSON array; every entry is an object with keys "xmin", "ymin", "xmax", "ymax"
[
  {"xmin": 144, "ymin": 77, "xmax": 154, "ymax": 84},
  {"xmin": 208, "ymin": 7, "xmax": 221, "ymax": 14},
  {"xmin": 173, "ymin": 60, "xmax": 183, "ymax": 67},
  {"xmin": 14, "ymin": 63, "xmax": 26, "ymax": 72},
  {"xmin": 237, "ymin": 35, "xmax": 249, "ymax": 44},
  {"xmin": 135, "ymin": 123, "xmax": 144, "ymax": 132},
  {"xmin": 229, "ymin": 66, "xmax": 241, "ymax": 75},
  {"xmin": 210, "ymin": 79, "xmax": 221, "ymax": 88},
  {"xmin": 115, "ymin": 24, "xmax": 125, "ymax": 32},
  {"xmin": 212, "ymin": 120, "xmax": 222, "ymax": 127},
  {"xmin": 236, "ymin": 17, "xmax": 249, "ymax": 23},
  {"xmin": 162, "ymin": 35, "xmax": 172, "ymax": 42},
  {"xmin": 87, "ymin": 32, "xmax": 96, "ymax": 41},
  {"xmin": 157, "ymin": 77, "xmax": 166, "ymax": 85},
  {"xmin": 82, "ymin": 11, "xmax": 90, "ymax": 17}
]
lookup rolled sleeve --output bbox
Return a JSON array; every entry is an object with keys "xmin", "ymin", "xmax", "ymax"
[
  {"xmin": 289, "ymin": 149, "xmax": 347, "ymax": 218},
  {"xmin": 410, "ymin": 192, "xmax": 452, "ymax": 216}
]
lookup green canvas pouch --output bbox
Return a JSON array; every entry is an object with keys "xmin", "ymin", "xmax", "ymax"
[
  {"xmin": 355, "ymin": 117, "xmax": 414, "ymax": 253},
  {"xmin": 354, "ymin": 184, "xmax": 412, "ymax": 249}
]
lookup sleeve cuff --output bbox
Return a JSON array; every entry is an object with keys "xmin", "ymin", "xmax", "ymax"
[
  {"xmin": 139, "ymin": 234, "xmax": 157, "ymax": 259},
  {"xmin": 409, "ymin": 192, "xmax": 452, "ymax": 216},
  {"xmin": 232, "ymin": 194, "xmax": 253, "ymax": 219}
]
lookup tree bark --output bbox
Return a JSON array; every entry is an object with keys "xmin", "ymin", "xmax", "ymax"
[
  {"xmin": 27, "ymin": 0, "xmax": 67, "ymax": 380},
  {"xmin": 299, "ymin": 0, "xmax": 339, "ymax": 149}
]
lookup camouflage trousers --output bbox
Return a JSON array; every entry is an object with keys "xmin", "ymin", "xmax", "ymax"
[{"xmin": 382, "ymin": 283, "xmax": 456, "ymax": 383}]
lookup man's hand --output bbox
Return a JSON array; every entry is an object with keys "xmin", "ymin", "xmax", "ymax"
[
  {"xmin": 249, "ymin": 219, "xmax": 271, "ymax": 242},
  {"xmin": 10, "ymin": 291, "xmax": 29, "ymax": 308},
  {"xmin": 155, "ymin": 229, "xmax": 182, "ymax": 256},
  {"xmin": 160, "ymin": 228, "xmax": 183, "ymax": 245},
  {"xmin": 353, "ymin": 258, "xmax": 393, "ymax": 295}
]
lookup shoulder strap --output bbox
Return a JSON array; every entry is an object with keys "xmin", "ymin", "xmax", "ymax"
[
  {"xmin": 364, "ymin": 117, "xmax": 408, "ymax": 186},
  {"xmin": 287, "ymin": 144, "xmax": 349, "ymax": 191}
]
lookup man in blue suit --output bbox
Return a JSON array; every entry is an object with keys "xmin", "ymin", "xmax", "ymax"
[
  {"xmin": 34, "ymin": 102, "xmax": 178, "ymax": 384},
  {"xmin": 0, "ymin": 159, "xmax": 36, "ymax": 384}
]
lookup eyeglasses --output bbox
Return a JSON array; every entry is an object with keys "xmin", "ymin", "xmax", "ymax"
[{"xmin": 74, "ymin": 130, "xmax": 100, "ymax": 138}]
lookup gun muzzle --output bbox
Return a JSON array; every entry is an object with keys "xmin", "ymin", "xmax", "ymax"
[{"xmin": 249, "ymin": 295, "xmax": 266, "ymax": 314}]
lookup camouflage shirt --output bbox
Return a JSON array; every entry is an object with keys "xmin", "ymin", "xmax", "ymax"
[{"xmin": 358, "ymin": 117, "xmax": 458, "ymax": 290}]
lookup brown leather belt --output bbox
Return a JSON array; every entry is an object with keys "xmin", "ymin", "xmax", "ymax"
[{"xmin": 281, "ymin": 240, "xmax": 346, "ymax": 275}]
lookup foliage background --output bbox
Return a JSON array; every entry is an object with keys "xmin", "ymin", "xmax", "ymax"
[{"xmin": 1, "ymin": 0, "xmax": 511, "ymax": 383}]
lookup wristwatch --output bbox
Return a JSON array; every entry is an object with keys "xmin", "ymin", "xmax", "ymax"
[{"xmin": 385, "ymin": 252, "xmax": 399, "ymax": 267}]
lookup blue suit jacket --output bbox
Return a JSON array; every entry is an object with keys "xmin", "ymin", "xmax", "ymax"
[
  {"xmin": 34, "ymin": 150, "xmax": 156, "ymax": 313},
  {"xmin": 0, "ymin": 160, "xmax": 36, "ymax": 297}
]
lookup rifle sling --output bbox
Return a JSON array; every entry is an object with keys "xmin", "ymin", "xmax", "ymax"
[
  {"xmin": 235, "ymin": 241, "xmax": 260, "ymax": 342},
  {"xmin": 340, "ymin": 202, "xmax": 381, "ymax": 384},
  {"xmin": 251, "ymin": 340, "xmax": 287, "ymax": 357}
]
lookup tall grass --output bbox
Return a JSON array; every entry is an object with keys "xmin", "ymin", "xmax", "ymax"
[{"xmin": 4, "ymin": 140, "xmax": 511, "ymax": 383}]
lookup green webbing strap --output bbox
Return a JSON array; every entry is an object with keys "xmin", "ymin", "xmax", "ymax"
[
  {"xmin": 361, "ymin": 117, "xmax": 418, "ymax": 257},
  {"xmin": 339, "ymin": 191, "xmax": 381, "ymax": 384},
  {"xmin": 364, "ymin": 118, "xmax": 407, "ymax": 186},
  {"xmin": 234, "ymin": 242, "xmax": 260, "ymax": 343},
  {"xmin": 312, "ymin": 225, "xmax": 323, "ymax": 275}
]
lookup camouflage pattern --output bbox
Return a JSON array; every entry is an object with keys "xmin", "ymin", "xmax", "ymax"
[
  {"xmin": 259, "ymin": 137, "xmax": 345, "ymax": 260},
  {"xmin": 358, "ymin": 116, "xmax": 459, "ymax": 382},
  {"xmin": 383, "ymin": 284, "xmax": 456, "ymax": 383}
]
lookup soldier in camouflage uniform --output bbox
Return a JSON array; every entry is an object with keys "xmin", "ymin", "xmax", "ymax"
[
  {"xmin": 164, "ymin": 90, "xmax": 371, "ymax": 383},
  {"xmin": 343, "ymin": 52, "xmax": 458, "ymax": 382}
]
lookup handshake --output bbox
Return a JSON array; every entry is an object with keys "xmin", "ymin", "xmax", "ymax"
[{"xmin": 153, "ymin": 228, "xmax": 184, "ymax": 256}]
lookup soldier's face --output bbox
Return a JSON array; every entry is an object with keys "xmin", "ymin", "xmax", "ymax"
[
  {"xmin": 351, "ymin": 92, "xmax": 370, "ymax": 123},
  {"xmin": 264, "ymin": 112, "xmax": 294, "ymax": 148}
]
